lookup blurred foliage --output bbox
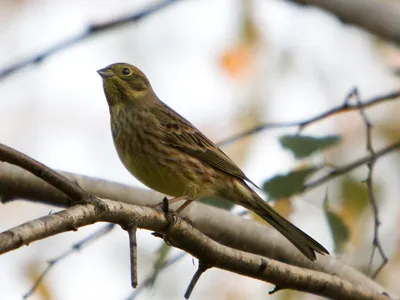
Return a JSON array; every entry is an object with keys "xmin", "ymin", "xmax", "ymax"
[
  {"xmin": 250, "ymin": 198, "xmax": 294, "ymax": 224},
  {"xmin": 224, "ymin": 100, "xmax": 264, "ymax": 174},
  {"xmin": 271, "ymin": 288, "xmax": 303, "ymax": 300},
  {"xmin": 263, "ymin": 166, "xmax": 318, "ymax": 199},
  {"xmin": 339, "ymin": 176, "xmax": 371, "ymax": 215},
  {"xmin": 379, "ymin": 224, "xmax": 400, "ymax": 285},
  {"xmin": 337, "ymin": 176, "xmax": 381, "ymax": 248},
  {"xmin": 221, "ymin": 45, "xmax": 253, "ymax": 78},
  {"xmin": 279, "ymin": 134, "xmax": 341, "ymax": 159},
  {"xmin": 149, "ymin": 243, "xmax": 171, "ymax": 288},
  {"xmin": 378, "ymin": 125, "xmax": 400, "ymax": 144},
  {"xmin": 323, "ymin": 193, "xmax": 350, "ymax": 253},
  {"xmin": 200, "ymin": 196, "xmax": 234, "ymax": 211},
  {"xmin": 26, "ymin": 262, "xmax": 53, "ymax": 300},
  {"xmin": 272, "ymin": 198, "xmax": 293, "ymax": 219},
  {"xmin": 220, "ymin": 0, "xmax": 258, "ymax": 78}
]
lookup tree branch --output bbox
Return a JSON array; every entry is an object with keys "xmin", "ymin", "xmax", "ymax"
[
  {"xmin": 0, "ymin": 0, "xmax": 179, "ymax": 80},
  {"xmin": 127, "ymin": 224, "xmax": 139, "ymax": 288},
  {"xmin": 290, "ymin": 0, "xmax": 400, "ymax": 45},
  {"xmin": 219, "ymin": 90, "xmax": 400, "ymax": 146},
  {"xmin": 184, "ymin": 261, "xmax": 210, "ymax": 299},
  {"xmin": 127, "ymin": 252, "xmax": 186, "ymax": 300},
  {"xmin": 0, "ymin": 199, "xmax": 391, "ymax": 300},
  {"xmin": 0, "ymin": 163, "xmax": 391, "ymax": 296},
  {"xmin": 304, "ymin": 140, "xmax": 400, "ymax": 191},
  {"xmin": 350, "ymin": 88, "xmax": 388, "ymax": 277},
  {"xmin": 0, "ymin": 143, "xmax": 88, "ymax": 202}
]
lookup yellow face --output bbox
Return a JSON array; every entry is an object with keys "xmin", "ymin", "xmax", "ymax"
[{"xmin": 97, "ymin": 63, "xmax": 151, "ymax": 106}]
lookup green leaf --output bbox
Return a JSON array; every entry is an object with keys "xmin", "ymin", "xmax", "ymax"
[
  {"xmin": 340, "ymin": 176, "xmax": 370, "ymax": 214},
  {"xmin": 262, "ymin": 167, "xmax": 318, "ymax": 199},
  {"xmin": 199, "ymin": 196, "xmax": 234, "ymax": 211},
  {"xmin": 279, "ymin": 134, "xmax": 341, "ymax": 159},
  {"xmin": 323, "ymin": 192, "xmax": 350, "ymax": 253}
]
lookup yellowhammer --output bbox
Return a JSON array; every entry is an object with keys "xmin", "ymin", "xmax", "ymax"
[{"xmin": 98, "ymin": 63, "xmax": 328, "ymax": 260}]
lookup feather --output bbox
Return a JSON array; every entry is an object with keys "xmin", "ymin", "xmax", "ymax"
[{"xmin": 152, "ymin": 103, "xmax": 259, "ymax": 188}]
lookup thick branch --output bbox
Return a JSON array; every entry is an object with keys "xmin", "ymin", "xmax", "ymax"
[
  {"xmin": 0, "ymin": 200, "xmax": 391, "ymax": 300},
  {"xmin": 291, "ymin": 0, "xmax": 400, "ymax": 45},
  {"xmin": 0, "ymin": 143, "xmax": 88, "ymax": 201},
  {"xmin": 0, "ymin": 163, "xmax": 389, "ymax": 295}
]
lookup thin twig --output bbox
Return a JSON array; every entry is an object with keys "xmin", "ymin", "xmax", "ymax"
[
  {"xmin": 303, "ymin": 140, "xmax": 400, "ymax": 191},
  {"xmin": 350, "ymin": 88, "xmax": 388, "ymax": 278},
  {"xmin": 127, "ymin": 252, "xmax": 186, "ymax": 300},
  {"xmin": 268, "ymin": 285, "xmax": 284, "ymax": 295},
  {"xmin": 127, "ymin": 224, "xmax": 139, "ymax": 288},
  {"xmin": 184, "ymin": 261, "xmax": 211, "ymax": 299},
  {"xmin": 218, "ymin": 90, "xmax": 400, "ymax": 146},
  {"xmin": 0, "ymin": 143, "xmax": 88, "ymax": 202},
  {"xmin": 0, "ymin": 0, "xmax": 179, "ymax": 80},
  {"xmin": 23, "ymin": 224, "xmax": 114, "ymax": 299}
]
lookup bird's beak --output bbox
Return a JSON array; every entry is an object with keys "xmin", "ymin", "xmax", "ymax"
[{"xmin": 97, "ymin": 67, "xmax": 114, "ymax": 78}]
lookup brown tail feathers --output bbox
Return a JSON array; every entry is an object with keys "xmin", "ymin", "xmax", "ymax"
[{"xmin": 224, "ymin": 181, "xmax": 329, "ymax": 260}]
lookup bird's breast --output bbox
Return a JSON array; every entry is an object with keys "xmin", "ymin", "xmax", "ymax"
[{"xmin": 110, "ymin": 109, "xmax": 187, "ymax": 197}]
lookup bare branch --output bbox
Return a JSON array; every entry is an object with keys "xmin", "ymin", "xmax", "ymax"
[
  {"xmin": 219, "ymin": 91, "xmax": 400, "ymax": 146},
  {"xmin": 127, "ymin": 252, "xmax": 186, "ymax": 300},
  {"xmin": 127, "ymin": 224, "xmax": 139, "ymax": 288},
  {"xmin": 184, "ymin": 261, "xmax": 210, "ymax": 299},
  {"xmin": 350, "ymin": 88, "xmax": 389, "ymax": 278},
  {"xmin": 0, "ymin": 141, "xmax": 392, "ymax": 298},
  {"xmin": 0, "ymin": 163, "xmax": 390, "ymax": 295},
  {"xmin": 0, "ymin": 200, "xmax": 391, "ymax": 300},
  {"xmin": 290, "ymin": 0, "xmax": 400, "ymax": 45},
  {"xmin": 0, "ymin": 138, "xmax": 396, "ymax": 291},
  {"xmin": 0, "ymin": 163, "xmax": 159, "ymax": 207},
  {"xmin": 0, "ymin": 0, "xmax": 179, "ymax": 80},
  {"xmin": 0, "ymin": 143, "xmax": 88, "ymax": 202},
  {"xmin": 304, "ymin": 140, "xmax": 400, "ymax": 191}
]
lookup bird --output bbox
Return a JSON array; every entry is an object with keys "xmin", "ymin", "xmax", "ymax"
[{"xmin": 97, "ymin": 62, "xmax": 329, "ymax": 260}]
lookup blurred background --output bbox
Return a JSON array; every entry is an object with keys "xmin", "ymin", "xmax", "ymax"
[{"xmin": 0, "ymin": 0, "xmax": 400, "ymax": 299}]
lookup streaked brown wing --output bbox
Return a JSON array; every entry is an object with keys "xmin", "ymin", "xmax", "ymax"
[{"xmin": 153, "ymin": 103, "xmax": 258, "ymax": 187}]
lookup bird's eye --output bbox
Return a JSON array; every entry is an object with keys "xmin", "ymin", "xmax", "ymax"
[{"xmin": 122, "ymin": 67, "xmax": 131, "ymax": 75}]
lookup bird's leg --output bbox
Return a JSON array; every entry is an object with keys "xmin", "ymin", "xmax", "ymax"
[
  {"xmin": 149, "ymin": 196, "xmax": 187, "ymax": 208},
  {"xmin": 154, "ymin": 198, "xmax": 195, "ymax": 226},
  {"xmin": 176, "ymin": 200, "xmax": 194, "ymax": 213},
  {"xmin": 151, "ymin": 197, "xmax": 177, "ymax": 246},
  {"xmin": 167, "ymin": 196, "xmax": 187, "ymax": 205}
]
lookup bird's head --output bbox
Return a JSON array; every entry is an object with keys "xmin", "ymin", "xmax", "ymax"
[{"xmin": 97, "ymin": 63, "xmax": 152, "ymax": 107}]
